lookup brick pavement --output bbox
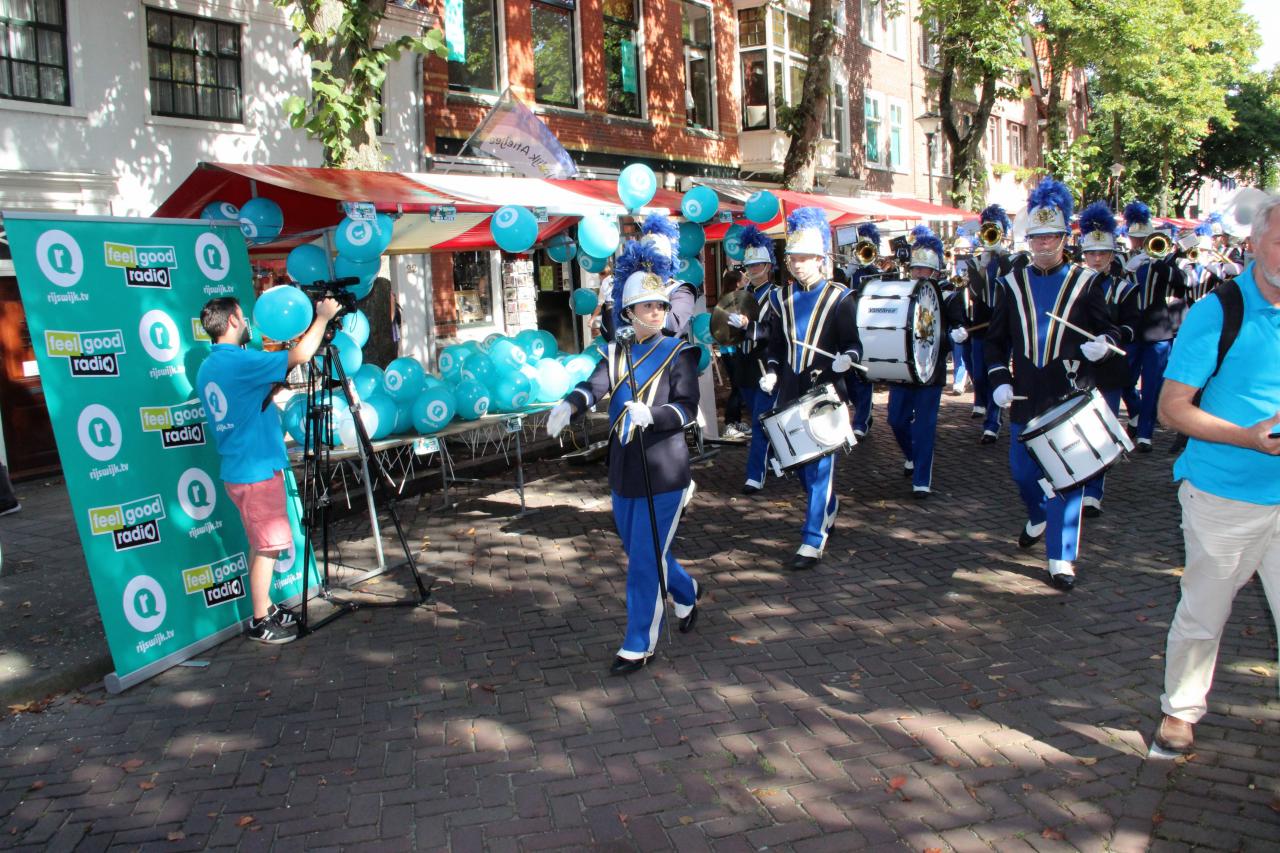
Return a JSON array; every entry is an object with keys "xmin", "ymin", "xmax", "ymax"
[{"xmin": 1, "ymin": 392, "xmax": 1277, "ymax": 851}]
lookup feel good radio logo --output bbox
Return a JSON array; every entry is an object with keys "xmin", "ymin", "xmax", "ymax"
[
  {"xmin": 182, "ymin": 552, "xmax": 248, "ymax": 608},
  {"xmin": 88, "ymin": 494, "xmax": 165, "ymax": 551},
  {"xmin": 139, "ymin": 400, "xmax": 206, "ymax": 449},
  {"xmin": 44, "ymin": 329, "xmax": 126, "ymax": 377},
  {"xmin": 103, "ymin": 242, "xmax": 178, "ymax": 288}
]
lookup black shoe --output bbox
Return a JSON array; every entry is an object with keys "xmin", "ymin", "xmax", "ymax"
[
  {"xmin": 902, "ymin": 463, "xmax": 914, "ymax": 479},
  {"xmin": 1136, "ymin": 441, "xmax": 1152, "ymax": 454},
  {"xmin": 0, "ymin": 500, "xmax": 20, "ymax": 517},
  {"xmin": 980, "ymin": 431, "xmax": 998, "ymax": 445},
  {"xmin": 679, "ymin": 585, "xmax": 704, "ymax": 633},
  {"xmin": 1018, "ymin": 524, "xmax": 1045, "ymax": 549},
  {"xmin": 247, "ymin": 614, "xmax": 296, "ymax": 645},
  {"xmin": 970, "ymin": 410, "xmax": 984, "ymax": 419},
  {"xmin": 912, "ymin": 488, "xmax": 930, "ymax": 500},
  {"xmin": 1049, "ymin": 573, "xmax": 1076, "ymax": 591},
  {"xmin": 269, "ymin": 604, "xmax": 299, "ymax": 628},
  {"xmin": 1083, "ymin": 505, "xmax": 1101, "ymax": 519},
  {"xmin": 789, "ymin": 553, "xmax": 820, "ymax": 571},
  {"xmin": 742, "ymin": 484, "xmax": 762, "ymax": 495},
  {"xmin": 609, "ymin": 654, "xmax": 652, "ymax": 676}
]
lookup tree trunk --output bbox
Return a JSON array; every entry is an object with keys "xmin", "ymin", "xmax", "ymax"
[
  {"xmin": 781, "ymin": 0, "xmax": 836, "ymax": 192},
  {"xmin": 301, "ymin": 0, "xmax": 384, "ymax": 169},
  {"xmin": 1044, "ymin": 41, "xmax": 1069, "ymax": 153},
  {"xmin": 1158, "ymin": 146, "xmax": 1171, "ymax": 216},
  {"xmin": 939, "ymin": 55, "xmax": 996, "ymax": 210}
]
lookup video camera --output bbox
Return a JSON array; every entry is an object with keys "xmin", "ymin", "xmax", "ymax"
[
  {"xmin": 299, "ymin": 276, "xmax": 363, "ymax": 319},
  {"xmin": 889, "ymin": 235, "xmax": 911, "ymax": 266}
]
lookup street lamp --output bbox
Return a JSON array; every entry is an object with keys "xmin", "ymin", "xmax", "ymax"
[
  {"xmin": 1110, "ymin": 162, "xmax": 1125, "ymax": 209},
  {"xmin": 916, "ymin": 112, "xmax": 943, "ymax": 204}
]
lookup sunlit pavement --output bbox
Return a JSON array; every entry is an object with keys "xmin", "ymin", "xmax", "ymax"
[{"xmin": 1, "ymin": 391, "xmax": 1277, "ymax": 851}]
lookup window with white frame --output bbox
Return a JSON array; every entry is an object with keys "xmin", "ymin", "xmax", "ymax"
[
  {"xmin": 920, "ymin": 16, "xmax": 940, "ymax": 68},
  {"xmin": 603, "ymin": 0, "xmax": 641, "ymax": 117},
  {"xmin": 888, "ymin": 98, "xmax": 907, "ymax": 172},
  {"xmin": 531, "ymin": 0, "xmax": 578, "ymax": 108},
  {"xmin": 1, "ymin": 0, "xmax": 69, "ymax": 105},
  {"xmin": 861, "ymin": 0, "xmax": 905, "ymax": 58},
  {"xmin": 446, "ymin": 0, "xmax": 501, "ymax": 94},
  {"xmin": 739, "ymin": 4, "xmax": 848, "ymax": 142},
  {"xmin": 824, "ymin": 80, "xmax": 850, "ymax": 165},
  {"xmin": 929, "ymin": 132, "xmax": 951, "ymax": 176},
  {"xmin": 682, "ymin": 0, "xmax": 714, "ymax": 129},
  {"xmin": 864, "ymin": 90, "xmax": 884, "ymax": 167},
  {"xmin": 986, "ymin": 117, "xmax": 1001, "ymax": 164},
  {"xmin": 1007, "ymin": 121, "xmax": 1024, "ymax": 167}
]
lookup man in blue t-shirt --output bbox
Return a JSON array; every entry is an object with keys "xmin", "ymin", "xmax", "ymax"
[
  {"xmin": 1153, "ymin": 195, "xmax": 1280, "ymax": 753},
  {"xmin": 196, "ymin": 295, "xmax": 339, "ymax": 644}
]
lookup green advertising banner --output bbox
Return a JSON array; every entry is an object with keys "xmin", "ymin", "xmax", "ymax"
[{"xmin": 2, "ymin": 213, "xmax": 318, "ymax": 691}]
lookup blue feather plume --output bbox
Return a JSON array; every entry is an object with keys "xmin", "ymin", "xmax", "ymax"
[
  {"xmin": 910, "ymin": 224, "xmax": 935, "ymax": 241},
  {"xmin": 856, "ymin": 222, "xmax": 881, "ymax": 245},
  {"xmin": 641, "ymin": 212, "xmax": 679, "ymax": 246},
  {"xmin": 1194, "ymin": 222, "xmax": 1212, "ymax": 237},
  {"xmin": 912, "ymin": 234, "xmax": 944, "ymax": 260},
  {"xmin": 1078, "ymin": 201, "xmax": 1117, "ymax": 237},
  {"xmin": 740, "ymin": 225, "xmax": 775, "ymax": 264},
  {"xmin": 1027, "ymin": 177, "xmax": 1073, "ymax": 223},
  {"xmin": 785, "ymin": 206, "xmax": 831, "ymax": 253},
  {"xmin": 610, "ymin": 239, "xmax": 670, "ymax": 330},
  {"xmin": 1123, "ymin": 200, "xmax": 1151, "ymax": 228},
  {"xmin": 979, "ymin": 204, "xmax": 1012, "ymax": 233}
]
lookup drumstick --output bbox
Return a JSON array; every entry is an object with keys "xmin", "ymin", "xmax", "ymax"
[
  {"xmin": 793, "ymin": 340, "xmax": 870, "ymax": 373},
  {"xmin": 964, "ymin": 322, "xmax": 988, "ymax": 333},
  {"xmin": 1045, "ymin": 312, "xmax": 1126, "ymax": 357}
]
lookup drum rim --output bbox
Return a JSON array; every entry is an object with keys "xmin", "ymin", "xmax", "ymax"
[
  {"xmin": 1020, "ymin": 389, "xmax": 1100, "ymax": 441},
  {"xmin": 908, "ymin": 279, "xmax": 944, "ymax": 385}
]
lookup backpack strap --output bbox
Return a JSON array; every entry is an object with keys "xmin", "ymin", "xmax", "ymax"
[{"xmin": 1191, "ymin": 279, "xmax": 1244, "ymax": 407}]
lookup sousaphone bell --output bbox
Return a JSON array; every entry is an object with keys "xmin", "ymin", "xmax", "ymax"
[{"xmin": 711, "ymin": 288, "xmax": 760, "ymax": 345}]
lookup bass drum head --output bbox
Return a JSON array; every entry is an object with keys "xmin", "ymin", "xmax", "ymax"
[{"xmin": 909, "ymin": 280, "xmax": 944, "ymax": 384}]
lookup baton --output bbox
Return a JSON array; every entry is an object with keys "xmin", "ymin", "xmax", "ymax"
[
  {"xmin": 1045, "ymin": 311, "xmax": 1126, "ymax": 357},
  {"xmin": 793, "ymin": 340, "xmax": 869, "ymax": 373}
]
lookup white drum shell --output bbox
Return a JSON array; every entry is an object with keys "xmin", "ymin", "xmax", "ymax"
[
  {"xmin": 856, "ymin": 279, "xmax": 942, "ymax": 384},
  {"xmin": 761, "ymin": 384, "xmax": 856, "ymax": 473},
  {"xmin": 1021, "ymin": 389, "xmax": 1135, "ymax": 492}
]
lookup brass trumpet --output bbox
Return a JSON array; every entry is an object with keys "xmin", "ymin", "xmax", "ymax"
[
  {"xmin": 853, "ymin": 239, "xmax": 879, "ymax": 266},
  {"xmin": 978, "ymin": 221, "xmax": 1004, "ymax": 248},
  {"xmin": 1185, "ymin": 246, "xmax": 1200, "ymax": 264},
  {"xmin": 1144, "ymin": 232, "xmax": 1173, "ymax": 260}
]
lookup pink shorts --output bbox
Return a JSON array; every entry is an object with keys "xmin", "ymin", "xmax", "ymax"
[{"xmin": 225, "ymin": 472, "xmax": 293, "ymax": 553}]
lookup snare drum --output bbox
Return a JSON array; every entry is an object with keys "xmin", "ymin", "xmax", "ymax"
[
  {"xmin": 761, "ymin": 383, "xmax": 856, "ymax": 474},
  {"xmin": 1019, "ymin": 389, "xmax": 1134, "ymax": 493},
  {"xmin": 856, "ymin": 279, "xmax": 944, "ymax": 384}
]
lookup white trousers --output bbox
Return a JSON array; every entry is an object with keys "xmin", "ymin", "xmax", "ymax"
[{"xmin": 1161, "ymin": 481, "xmax": 1280, "ymax": 723}]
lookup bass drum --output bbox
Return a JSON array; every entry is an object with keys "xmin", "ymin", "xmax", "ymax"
[{"xmin": 855, "ymin": 278, "xmax": 944, "ymax": 385}]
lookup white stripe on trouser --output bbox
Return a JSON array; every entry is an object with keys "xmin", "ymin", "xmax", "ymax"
[
  {"xmin": 619, "ymin": 482, "xmax": 696, "ymax": 660},
  {"xmin": 1161, "ymin": 481, "xmax": 1280, "ymax": 723}
]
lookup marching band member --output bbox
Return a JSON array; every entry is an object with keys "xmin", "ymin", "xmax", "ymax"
[
  {"xmin": 637, "ymin": 213, "xmax": 696, "ymax": 338},
  {"xmin": 846, "ymin": 222, "xmax": 883, "ymax": 438},
  {"xmin": 1077, "ymin": 201, "xmax": 1141, "ymax": 517},
  {"xmin": 546, "ymin": 239, "xmax": 702, "ymax": 676},
  {"xmin": 886, "ymin": 230, "xmax": 958, "ymax": 498},
  {"xmin": 760, "ymin": 208, "xmax": 863, "ymax": 570},
  {"xmin": 965, "ymin": 205, "xmax": 1018, "ymax": 443},
  {"xmin": 1178, "ymin": 225, "xmax": 1217, "ymax": 303},
  {"xmin": 1122, "ymin": 202, "xmax": 1189, "ymax": 451},
  {"xmin": 947, "ymin": 234, "xmax": 975, "ymax": 398},
  {"xmin": 1205, "ymin": 212, "xmax": 1245, "ymax": 277},
  {"xmin": 985, "ymin": 178, "xmax": 1121, "ymax": 591},
  {"xmin": 729, "ymin": 225, "xmax": 780, "ymax": 494}
]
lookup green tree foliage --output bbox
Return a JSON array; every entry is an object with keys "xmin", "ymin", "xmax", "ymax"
[{"xmin": 276, "ymin": 0, "xmax": 446, "ymax": 169}]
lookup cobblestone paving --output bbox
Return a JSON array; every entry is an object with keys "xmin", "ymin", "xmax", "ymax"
[{"xmin": 1, "ymin": 394, "xmax": 1277, "ymax": 851}]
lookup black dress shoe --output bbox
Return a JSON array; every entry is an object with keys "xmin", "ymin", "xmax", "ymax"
[
  {"xmin": 742, "ymin": 484, "xmax": 762, "ymax": 495},
  {"xmin": 902, "ymin": 464, "xmax": 914, "ymax": 479},
  {"xmin": 1049, "ymin": 573, "xmax": 1076, "ymax": 591},
  {"xmin": 790, "ymin": 553, "xmax": 820, "ymax": 571},
  {"xmin": 1083, "ymin": 505, "xmax": 1101, "ymax": 519},
  {"xmin": 1136, "ymin": 440, "xmax": 1152, "ymax": 453},
  {"xmin": 980, "ymin": 432, "xmax": 998, "ymax": 445},
  {"xmin": 609, "ymin": 655, "xmax": 652, "ymax": 676},
  {"xmin": 679, "ymin": 584, "xmax": 704, "ymax": 633},
  {"xmin": 912, "ymin": 489, "xmax": 930, "ymax": 500},
  {"xmin": 1018, "ymin": 525, "xmax": 1044, "ymax": 549}
]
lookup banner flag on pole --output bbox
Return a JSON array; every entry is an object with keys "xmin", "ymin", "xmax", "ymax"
[{"xmin": 466, "ymin": 88, "xmax": 578, "ymax": 179}]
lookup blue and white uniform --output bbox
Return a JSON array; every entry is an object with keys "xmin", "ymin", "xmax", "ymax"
[{"xmin": 742, "ymin": 277, "xmax": 778, "ymax": 488}]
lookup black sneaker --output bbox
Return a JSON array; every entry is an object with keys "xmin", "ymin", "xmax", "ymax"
[
  {"xmin": 247, "ymin": 614, "xmax": 296, "ymax": 645},
  {"xmin": 0, "ymin": 500, "xmax": 20, "ymax": 517},
  {"xmin": 268, "ymin": 604, "xmax": 299, "ymax": 628}
]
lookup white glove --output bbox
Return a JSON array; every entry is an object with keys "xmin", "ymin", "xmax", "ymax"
[
  {"xmin": 759, "ymin": 372, "xmax": 777, "ymax": 394},
  {"xmin": 1124, "ymin": 253, "xmax": 1147, "ymax": 273},
  {"xmin": 546, "ymin": 401, "xmax": 573, "ymax": 437},
  {"xmin": 1081, "ymin": 335, "xmax": 1111, "ymax": 362},
  {"xmin": 950, "ymin": 326, "xmax": 969, "ymax": 345},
  {"xmin": 624, "ymin": 400, "xmax": 654, "ymax": 430},
  {"xmin": 727, "ymin": 313, "xmax": 749, "ymax": 329},
  {"xmin": 831, "ymin": 353, "xmax": 854, "ymax": 374},
  {"xmin": 993, "ymin": 384, "xmax": 1015, "ymax": 409}
]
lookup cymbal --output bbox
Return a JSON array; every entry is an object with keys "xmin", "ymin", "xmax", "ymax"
[{"xmin": 711, "ymin": 288, "xmax": 759, "ymax": 346}]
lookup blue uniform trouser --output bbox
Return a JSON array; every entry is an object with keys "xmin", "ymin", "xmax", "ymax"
[
  {"xmin": 744, "ymin": 386, "xmax": 776, "ymax": 487},
  {"xmin": 1137, "ymin": 340, "xmax": 1172, "ymax": 441},
  {"xmin": 845, "ymin": 373, "xmax": 874, "ymax": 434},
  {"xmin": 964, "ymin": 336, "xmax": 1001, "ymax": 435},
  {"xmin": 612, "ymin": 486, "xmax": 698, "ymax": 659},
  {"xmin": 1009, "ymin": 423, "xmax": 1084, "ymax": 563},
  {"xmin": 887, "ymin": 384, "xmax": 943, "ymax": 490},
  {"xmin": 952, "ymin": 346, "xmax": 967, "ymax": 388},
  {"xmin": 1084, "ymin": 389, "xmax": 1124, "ymax": 502},
  {"xmin": 1122, "ymin": 344, "xmax": 1141, "ymax": 423},
  {"xmin": 798, "ymin": 453, "xmax": 839, "ymax": 551}
]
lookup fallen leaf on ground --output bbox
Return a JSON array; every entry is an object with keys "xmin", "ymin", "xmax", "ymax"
[
  {"xmin": 167, "ymin": 831, "xmax": 186, "ymax": 841},
  {"xmin": 1151, "ymin": 813, "xmax": 1164, "ymax": 825},
  {"xmin": 466, "ymin": 527, "xmax": 476, "ymax": 536},
  {"xmin": 121, "ymin": 759, "xmax": 144, "ymax": 772},
  {"xmin": 728, "ymin": 635, "xmax": 760, "ymax": 645},
  {"xmin": 28, "ymin": 780, "xmax": 44, "ymax": 791},
  {"xmin": 1135, "ymin": 614, "xmax": 1148, "ymax": 622},
  {"xmin": 235, "ymin": 816, "xmax": 255, "ymax": 828},
  {"xmin": 679, "ymin": 816, "xmax": 694, "ymax": 826},
  {"xmin": 1077, "ymin": 757, "xmax": 1099, "ymax": 766},
  {"xmin": 1042, "ymin": 827, "xmax": 1066, "ymax": 840},
  {"xmin": 138, "ymin": 781, "xmax": 156, "ymax": 791},
  {"xmin": 888, "ymin": 776, "xmax": 907, "ymax": 791},
  {"xmin": 1249, "ymin": 666, "xmax": 1271, "ymax": 677},
  {"xmin": 257, "ymin": 689, "xmax": 271, "ymax": 699}
]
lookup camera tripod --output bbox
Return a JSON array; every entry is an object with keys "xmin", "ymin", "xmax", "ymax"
[{"xmin": 296, "ymin": 318, "xmax": 431, "ymax": 635}]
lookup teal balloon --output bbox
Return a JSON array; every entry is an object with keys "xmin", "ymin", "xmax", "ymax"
[
  {"xmin": 546, "ymin": 233, "xmax": 577, "ymax": 263},
  {"xmin": 534, "ymin": 359, "xmax": 572, "ymax": 402},
  {"xmin": 480, "ymin": 332, "xmax": 504, "ymax": 352},
  {"xmin": 287, "ymin": 243, "xmax": 329, "ymax": 285},
  {"xmin": 421, "ymin": 373, "xmax": 446, "ymax": 392},
  {"xmin": 744, "ymin": 190, "xmax": 780, "ymax": 224},
  {"xmin": 393, "ymin": 398, "xmax": 414, "ymax": 434},
  {"xmin": 321, "ymin": 330, "xmax": 363, "ymax": 379},
  {"xmin": 340, "ymin": 309, "xmax": 370, "ymax": 347},
  {"xmin": 723, "ymin": 224, "xmax": 746, "ymax": 261},
  {"xmin": 578, "ymin": 253, "xmax": 609, "ymax": 273},
  {"xmin": 677, "ymin": 257, "xmax": 705, "ymax": 287},
  {"xmin": 690, "ymin": 312, "xmax": 713, "ymax": 344},
  {"xmin": 238, "ymin": 197, "xmax": 283, "ymax": 243},
  {"xmin": 491, "ymin": 372, "xmax": 532, "ymax": 413},
  {"xmin": 460, "ymin": 352, "xmax": 498, "ymax": 388},
  {"xmin": 490, "ymin": 205, "xmax": 539, "ymax": 253},
  {"xmin": 363, "ymin": 393, "xmax": 398, "ymax": 440},
  {"xmin": 334, "ymin": 255, "xmax": 379, "ymax": 300},
  {"xmin": 571, "ymin": 288, "xmax": 598, "ymax": 315},
  {"xmin": 437, "ymin": 344, "xmax": 472, "ymax": 381},
  {"xmin": 335, "ymin": 213, "xmax": 393, "ymax": 262},
  {"xmin": 678, "ymin": 222, "xmax": 706, "ymax": 258},
  {"xmin": 321, "ymin": 393, "xmax": 351, "ymax": 446},
  {"xmin": 536, "ymin": 330, "xmax": 558, "ymax": 361},
  {"xmin": 680, "ymin": 186, "xmax": 719, "ymax": 224},
  {"xmin": 578, "ymin": 215, "xmax": 620, "ymax": 259},
  {"xmin": 587, "ymin": 335, "xmax": 608, "ymax": 360},
  {"xmin": 352, "ymin": 363, "xmax": 383, "ymax": 399},
  {"xmin": 518, "ymin": 363, "xmax": 542, "ymax": 399},
  {"xmin": 412, "ymin": 386, "xmax": 456, "ymax": 434},
  {"xmin": 565, "ymin": 354, "xmax": 595, "ymax": 382},
  {"xmin": 201, "ymin": 201, "xmax": 239, "ymax": 221},
  {"xmin": 453, "ymin": 378, "xmax": 491, "ymax": 420},
  {"xmin": 617, "ymin": 163, "xmax": 658, "ymax": 210},
  {"xmin": 516, "ymin": 329, "xmax": 557, "ymax": 363},
  {"xmin": 696, "ymin": 344, "xmax": 712, "ymax": 374},
  {"xmin": 488, "ymin": 338, "xmax": 527, "ymax": 371},
  {"xmin": 253, "ymin": 285, "xmax": 313, "ymax": 342},
  {"xmin": 383, "ymin": 357, "xmax": 426, "ymax": 402},
  {"xmin": 282, "ymin": 393, "xmax": 307, "ymax": 444}
]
